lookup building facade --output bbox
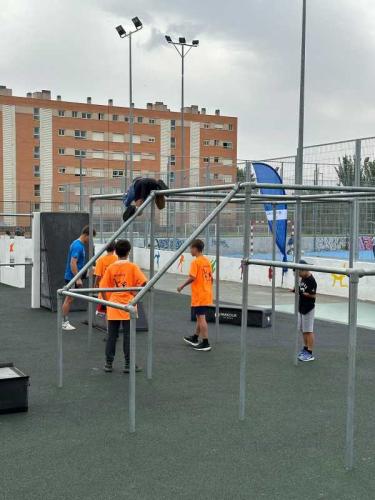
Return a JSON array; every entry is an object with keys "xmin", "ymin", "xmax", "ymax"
[{"xmin": 0, "ymin": 86, "xmax": 237, "ymax": 226}]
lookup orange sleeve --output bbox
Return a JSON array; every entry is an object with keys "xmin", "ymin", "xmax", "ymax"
[
  {"xmin": 189, "ymin": 260, "xmax": 198, "ymax": 278},
  {"xmin": 95, "ymin": 258, "xmax": 103, "ymax": 277}
]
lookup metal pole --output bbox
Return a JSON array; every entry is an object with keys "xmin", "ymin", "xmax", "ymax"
[
  {"xmin": 349, "ymin": 200, "xmax": 355, "ymax": 268},
  {"xmin": 147, "ymin": 201, "xmax": 155, "ymax": 379},
  {"xmin": 79, "ymin": 156, "xmax": 83, "ymax": 212},
  {"xmin": 353, "ymin": 139, "xmax": 361, "ymax": 262},
  {"xmin": 271, "ymin": 204, "xmax": 277, "ymax": 338},
  {"xmin": 215, "ymin": 208, "xmax": 220, "ymax": 342},
  {"xmin": 205, "ymin": 162, "xmax": 210, "ymax": 254},
  {"xmin": 99, "ymin": 184, "xmax": 104, "ymax": 244},
  {"xmin": 345, "ymin": 272, "xmax": 359, "ymax": 470},
  {"xmin": 129, "ymin": 315, "xmax": 137, "ymax": 433},
  {"xmin": 88, "ymin": 198, "xmax": 94, "ymax": 348},
  {"xmin": 57, "ymin": 291, "xmax": 63, "ymax": 387},
  {"xmin": 239, "ymin": 162, "xmax": 252, "ymax": 420},
  {"xmin": 181, "ymin": 44, "xmax": 185, "ymax": 188},
  {"xmin": 129, "ymin": 33, "xmax": 134, "ymax": 261}
]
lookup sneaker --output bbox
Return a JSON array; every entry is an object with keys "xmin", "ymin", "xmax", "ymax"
[
  {"xmin": 193, "ymin": 341, "xmax": 212, "ymax": 352},
  {"xmin": 122, "ymin": 205, "xmax": 137, "ymax": 222},
  {"xmin": 298, "ymin": 351, "xmax": 315, "ymax": 362},
  {"xmin": 123, "ymin": 362, "xmax": 143, "ymax": 373},
  {"xmin": 183, "ymin": 335, "xmax": 199, "ymax": 347},
  {"xmin": 62, "ymin": 321, "xmax": 76, "ymax": 331},
  {"xmin": 103, "ymin": 361, "xmax": 113, "ymax": 372}
]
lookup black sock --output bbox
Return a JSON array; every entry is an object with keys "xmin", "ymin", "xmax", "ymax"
[
  {"xmin": 202, "ymin": 338, "xmax": 209, "ymax": 345},
  {"xmin": 192, "ymin": 334, "xmax": 198, "ymax": 340},
  {"xmin": 303, "ymin": 346, "xmax": 308, "ymax": 351},
  {"xmin": 307, "ymin": 349, "xmax": 312, "ymax": 354}
]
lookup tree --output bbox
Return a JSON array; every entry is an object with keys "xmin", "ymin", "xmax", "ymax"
[{"xmin": 335, "ymin": 155, "xmax": 375, "ymax": 186}]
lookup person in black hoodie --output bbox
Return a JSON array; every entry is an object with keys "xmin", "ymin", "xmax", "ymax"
[{"xmin": 122, "ymin": 177, "xmax": 168, "ymax": 221}]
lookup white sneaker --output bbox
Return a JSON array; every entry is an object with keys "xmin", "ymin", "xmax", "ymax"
[{"xmin": 62, "ymin": 320, "xmax": 76, "ymax": 331}]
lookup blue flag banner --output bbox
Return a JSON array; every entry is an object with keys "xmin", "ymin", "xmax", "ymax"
[{"xmin": 252, "ymin": 162, "xmax": 288, "ymax": 266}]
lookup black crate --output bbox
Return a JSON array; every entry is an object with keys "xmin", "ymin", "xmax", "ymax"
[
  {"xmin": 0, "ymin": 363, "xmax": 29, "ymax": 414},
  {"xmin": 191, "ymin": 304, "xmax": 272, "ymax": 328}
]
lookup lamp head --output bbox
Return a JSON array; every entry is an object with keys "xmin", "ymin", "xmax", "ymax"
[
  {"xmin": 116, "ymin": 25, "xmax": 126, "ymax": 38},
  {"xmin": 192, "ymin": 40, "xmax": 199, "ymax": 46},
  {"xmin": 132, "ymin": 16, "xmax": 142, "ymax": 29},
  {"xmin": 165, "ymin": 35, "xmax": 172, "ymax": 43},
  {"xmin": 179, "ymin": 37, "xmax": 186, "ymax": 44}
]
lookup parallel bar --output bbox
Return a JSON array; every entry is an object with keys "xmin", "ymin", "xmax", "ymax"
[
  {"xmin": 0, "ymin": 262, "xmax": 33, "ymax": 267},
  {"xmin": 239, "ymin": 163, "xmax": 252, "ymax": 420},
  {"xmin": 61, "ymin": 290, "xmax": 136, "ymax": 314},
  {"xmin": 71, "ymin": 287, "xmax": 143, "ymax": 293},
  {"xmin": 0, "ymin": 212, "xmax": 33, "ymax": 217},
  {"xmin": 57, "ymin": 291, "xmax": 63, "ymax": 388},
  {"xmin": 88, "ymin": 198, "xmax": 94, "ymax": 348},
  {"xmin": 271, "ymin": 204, "xmax": 276, "ymax": 339},
  {"xmin": 215, "ymin": 209, "xmax": 220, "ymax": 342},
  {"xmin": 345, "ymin": 273, "xmax": 360, "ymax": 470},
  {"xmin": 129, "ymin": 316, "xmax": 136, "ymax": 433},
  {"xmin": 353, "ymin": 139, "xmax": 361, "ymax": 262},
  {"xmin": 245, "ymin": 259, "xmax": 351, "ymax": 276},
  {"xmin": 147, "ymin": 201, "xmax": 155, "ymax": 380},
  {"xmin": 132, "ymin": 187, "xmax": 240, "ymax": 305}
]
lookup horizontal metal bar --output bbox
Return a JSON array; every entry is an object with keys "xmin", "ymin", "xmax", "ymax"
[
  {"xmin": 157, "ymin": 184, "xmax": 236, "ymax": 195},
  {"xmin": 90, "ymin": 193, "xmax": 124, "ymax": 200},
  {"xmin": 244, "ymin": 259, "xmax": 353, "ymax": 276},
  {"xmin": 246, "ymin": 182, "xmax": 375, "ymax": 193},
  {"xmin": 0, "ymin": 262, "xmax": 33, "ymax": 267},
  {"xmin": 0, "ymin": 213, "xmax": 33, "ymax": 217},
  {"xmin": 71, "ymin": 287, "xmax": 143, "ymax": 293},
  {"xmin": 60, "ymin": 290, "xmax": 136, "ymax": 315}
]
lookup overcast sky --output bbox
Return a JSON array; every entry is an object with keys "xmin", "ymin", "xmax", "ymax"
[{"xmin": 1, "ymin": 0, "xmax": 375, "ymax": 159}]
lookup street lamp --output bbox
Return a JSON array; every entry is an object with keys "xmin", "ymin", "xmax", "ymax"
[
  {"xmin": 165, "ymin": 35, "xmax": 199, "ymax": 188},
  {"xmin": 115, "ymin": 17, "xmax": 143, "ymax": 188}
]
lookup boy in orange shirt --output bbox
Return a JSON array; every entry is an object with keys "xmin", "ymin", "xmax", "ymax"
[
  {"xmin": 177, "ymin": 239, "xmax": 213, "ymax": 352},
  {"xmin": 100, "ymin": 239, "xmax": 147, "ymax": 372},
  {"xmin": 94, "ymin": 242, "xmax": 118, "ymax": 316}
]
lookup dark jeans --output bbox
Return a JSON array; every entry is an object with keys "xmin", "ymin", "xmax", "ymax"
[{"xmin": 106, "ymin": 320, "xmax": 130, "ymax": 363}]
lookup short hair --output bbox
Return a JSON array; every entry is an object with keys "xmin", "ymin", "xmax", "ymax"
[
  {"xmin": 81, "ymin": 225, "xmax": 96, "ymax": 237},
  {"xmin": 190, "ymin": 238, "xmax": 204, "ymax": 252},
  {"xmin": 106, "ymin": 242, "xmax": 116, "ymax": 252},
  {"xmin": 115, "ymin": 239, "xmax": 131, "ymax": 257}
]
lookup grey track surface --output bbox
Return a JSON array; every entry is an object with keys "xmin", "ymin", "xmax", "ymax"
[{"xmin": 1, "ymin": 277, "xmax": 375, "ymax": 500}]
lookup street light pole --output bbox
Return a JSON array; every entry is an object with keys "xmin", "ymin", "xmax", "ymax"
[{"xmin": 165, "ymin": 36, "xmax": 199, "ymax": 189}]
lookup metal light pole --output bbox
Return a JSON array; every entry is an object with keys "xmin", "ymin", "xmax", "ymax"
[
  {"xmin": 79, "ymin": 155, "xmax": 83, "ymax": 212},
  {"xmin": 165, "ymin": 36, "xmax": 199, "ymax": 188}
]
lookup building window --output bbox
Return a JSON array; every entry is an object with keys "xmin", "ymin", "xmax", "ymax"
[
  {"xmin": 58, "ymin": 167, "xmax": 66, "ymax": 174},
  {"xmin": 112, "ymin": 114, "xmax": 118, "ymax": 121},
  {"xmin": 124, "ymin": 116, "xmax": 129, "ymax": 122},
  {"xmin": 33, "ymin": 165, "xmax": 40, "ymax": 177},
  {"xmin": 74, "ymin": 168, "xmax": 87, "ymax": 176},
  {"xmin": 98, "ymin": 112, "xmax": 105, "ymax": 120},
  {"xmin": 204, "ymin": 123, "xmax": 210, "ymax": 129},
  {"xmin": 203, "ymin": 157, "xmax": 209, "ymax": 163},
  {"xmin": 149, "ymin": 118, "xmax": 155, "ymax": 124},
  {"xmin": 92, "ymin": 131, "xmax": 104, "ymax": 141},
  {"xmin": 214, "ymin": 139, "xmax": 220, "ymax": 146},
  {"xmin": 34, "ymin": 184, "xmax": 40, "ymax": 197},
  {"xmin": 223, "ymin": 141, "xmax": 232, "ymax": 149},
  {"xmin": 82, "ymin": 112, "xmax": 91, "ymax": 119},
  {"xmin": 214, "ymin": 157, "xmax": 219, "ymax": 163},
  {"xmin": 171, "ymin": 137, "xmax": 176, "ymax": 149},
  {"xmin": 33, "ymin": 203, "xmax": 40, "ymax": 211},
  {"xmin": 137, "ymin": 116, "xmax": 143, "ymax": 124},
  {"xmin": 75, "ymin": 149, "xmax": 86, "ymax": 158},
  {"xmin": 203, "ymin": 140, "xmax": 210, "ymax": 146},
  {"xmin": 170, "ymin": 155, "xmax": 176, "ymax": 166},
  {"xmin": 58, "ymin": 110, "xmax": 65, "ymax": 117},
  {"xmin": 58, "ymin": 148, "xmax": 65, "ymax": 155},
  {"xmin": 148, "ymin": 137, "xmax": 156, "ymax": 143},
  {"xmin": 75, "ymin": 130, "xmax": 87, "ymax": 139},
  {"xmin": 58, "ymin": 129, "xmax": 65, "ymax": 136},
  {"xmin": 34, "ymin": 146, "xmax": 40, "ymax": 159},
  {"xmin": 33, "ymin": 108, "xmax": 40, "ymax": 119},
  {"xmin": 228, "ymin": 124, "xmax": 233, "ymax": 131},
  {"xmin": 214, "ymin": 173, "xmax": 219, "ymax": 180},
  {"xmin": 72, "ymin": 111, "xmax": 78, "ymax": 118},
  {"xmin": 171, "ymin": 119, "xmax": 176, "ymax": 131},
  {"xmin": 112, "ymin": 170, "xmax": 124, "ymax": 178},
  {"xmin": 169, "ymin": 172, "xmax": 175, "ymax": 183},
  {"xmin": 58, "ymin": 185, "xmax": 66, "ymax": 192},
  {"xmin": 92, "ymin": 150, "xmax": 104, "ymax": 159},
  {"xmin": 112, "ymin": 133, "xmax": 124, "ymax": 143},
  {"xmin": 33, "ymin": 127, "xmax": 40, "ymax": 138}
]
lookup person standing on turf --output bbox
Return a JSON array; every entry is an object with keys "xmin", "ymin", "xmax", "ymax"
[
  {"xmin": 122, "ymin": 177, "xmax": 168, "ymax": 221},
  {"xmin": 177, "ymin": 239, "xmax": 213, "ymax": 352},
  {"xmin": 62, "ymin": 225, "xmax": 96, "ymax": 331},
  {"xmin": 296, "ymin": 260, "xmax": 317, "ymax": 362},
  {"xmin": 101, "ymin": 239, "xmax": 147, "ymax": 373}
]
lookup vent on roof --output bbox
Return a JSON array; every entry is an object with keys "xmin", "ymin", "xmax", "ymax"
[
  {"xmin": 87, "ymin": 97, "xmax": 92, "ymax": 104},
  {"xmin": 108, "ymin": 99, "xmax": 113, "ymax": 106}
]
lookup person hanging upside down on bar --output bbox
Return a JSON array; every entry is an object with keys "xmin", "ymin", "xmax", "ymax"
[{"xmin": 122, "ymin": 177, "xmax": 168, "ymax": 222}]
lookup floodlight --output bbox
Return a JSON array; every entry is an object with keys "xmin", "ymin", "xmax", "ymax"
[
  {"xmin": 165, "ymin": 35, "xmax": 172, "ymax": 43},
  {"xmin": 179, "ymin": 37, "xmax": 186, "ymax": 44},
  {"xmin": 132, "ymin": 17, "xmax": 142, "ymax": 29},
  {"xmin": 116, "ymin": 25, "xmax": 126, "ymax": 37},
  {"xmin": 192, "ymin": 40, "xmax": 199, "ymax": 46}
]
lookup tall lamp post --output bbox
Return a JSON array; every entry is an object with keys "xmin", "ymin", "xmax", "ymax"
[
  {"xmin": 165, "ymin": 36, "xmax": 199, "ymax": 188},
  {"xmin": 116, "ymin": 17, "xmax": 143, "ymax": 188}
]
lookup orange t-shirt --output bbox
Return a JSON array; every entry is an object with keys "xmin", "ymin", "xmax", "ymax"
[
  {"xmin": 189, "ymin": 255, "xmax": 213, "ymax": 307},
  {"xmin": 100, "ymin": 260, "xmax": 147, "ymax": 320},
  {"xmin": 95, "ymin": 253, "xmax": 118, "ymax": 284}
]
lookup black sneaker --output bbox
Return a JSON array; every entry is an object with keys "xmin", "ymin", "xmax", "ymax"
[
  {"xmin": 183, "ymin": 335, "xmax": 199, "ymax": 347},
  {"xmin": 103, "ymin": 361, "xmax": 113, "ymax": 372},
  {"xmin": 123, "ymin": 362, "xmax": 143, "ymax": 373},
  {"xmin": 193, "ymin": 341, "xmax": 212, "ymax": 352},
  {"xmin": 122, "ymin": 205, "xmax": 137, "ymax": 222}
]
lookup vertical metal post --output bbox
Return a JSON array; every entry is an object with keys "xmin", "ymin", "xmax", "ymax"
[
  {"xmin": 349, "ymin": 200, "xmax": 355, "ymax": 269},
  {"xmin": 147, "ymin": 201, "xmax": 155, "ymax": 379},
  {"xmin": 215, "ymin": 208, "xmax": 220, "ymax": 342},
  {"xmin": 205, "ymin": 162, "xmax": 210, "ymax": 254},
  {"xmin": 239, "ymin": 162, "xmax": 252, "ymax": 420},
  {"xmin": 181, "ymin": 44, "xmax": 185, "ymax": 188},
  {"xmin": 99, "ymin": 184, "xmax": 104, "ymax": 244},
  {"xmin": 166, "ymin": 157, "xmax": 171, "ymax": 248},
  {"xmin": 79, "ymin": 156, "xmax": 83, "ymax": 212},
  {"xmin": 57, "ymin": 291, "xmax": 63, "ymax": 388},
  {"xmin": 345, "ymin": 272, "xmax": 359, "ymax": 470},
  {"xmin": 128, "ymin": 33, "xmax": 134, "ymax": 262},
  {"xmin": 271, "ymin": 204, "xmax": 277, "ymax": 338},
  {"xmin": 129, "ymin": 314, "xmax": 137, "ymax": 433},
  {"xmin": 88, "ymin": 198, "xmax": 94, "ymax": 348},
  {"xmin": 353, "ymin": 139, "xmax": 361, "ymax": 262}
]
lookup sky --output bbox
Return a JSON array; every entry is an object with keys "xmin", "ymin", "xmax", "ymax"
[{"xmin": 1, "ymin": 0, "xmax": 375, "ymax": 160}]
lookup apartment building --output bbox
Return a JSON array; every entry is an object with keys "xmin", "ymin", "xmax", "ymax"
[{"xmin": 0, "ymin": 85, "xmax": 237, "ymax": 219}]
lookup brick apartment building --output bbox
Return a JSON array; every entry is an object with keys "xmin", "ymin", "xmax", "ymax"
[{"xmin": 0, "ymin": 85, "xmax": 238, "ymax": 224}]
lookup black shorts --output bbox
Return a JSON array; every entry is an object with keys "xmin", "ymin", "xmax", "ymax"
[
  {"xmin": 191, "ymin": 306, "xmax": 209, "ymax": 318},
  {"xmin": 64, "ymin": 279, "xmax": 82, "ymax": 289}
]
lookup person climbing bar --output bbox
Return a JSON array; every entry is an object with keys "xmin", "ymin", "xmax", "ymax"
[{"xmin": 122, "ymin": 177, "xmax": 168, "ymax": 221}]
